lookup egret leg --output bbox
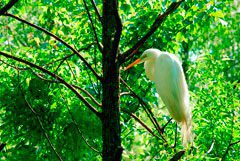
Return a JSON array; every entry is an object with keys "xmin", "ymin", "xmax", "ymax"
[{"xmin": 172, "ymin": 123, "xmax": 178, "ymax": 148}]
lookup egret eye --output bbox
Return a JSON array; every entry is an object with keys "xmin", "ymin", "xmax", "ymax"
[{"xmin": 140, "ymin": 54, "xmax": 147, "ymax": 60}]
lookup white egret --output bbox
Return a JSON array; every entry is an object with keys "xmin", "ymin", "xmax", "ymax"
[{"xmin": 126, "ymin": 48, "xmax": 192, "ymax": 147}]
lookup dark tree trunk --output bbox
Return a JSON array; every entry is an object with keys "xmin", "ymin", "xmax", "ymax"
[{"xmin": 102, "ymin": 1, "xmax": 122, "ymax": 161}]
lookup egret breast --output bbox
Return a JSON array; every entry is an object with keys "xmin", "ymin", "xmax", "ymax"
[{"xmin": 144, "ymin": 60, "xmax": 156, "ymax": 82}]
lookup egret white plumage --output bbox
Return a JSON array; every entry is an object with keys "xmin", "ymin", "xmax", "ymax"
[{"xmin": 126, "ymin": 48, "xmax": 192, "ymax": 147}]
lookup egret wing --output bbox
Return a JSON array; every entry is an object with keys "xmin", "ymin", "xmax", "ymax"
[{"xmin": 154, "ymin": 53, "xmax": 189, "ymax": 122}]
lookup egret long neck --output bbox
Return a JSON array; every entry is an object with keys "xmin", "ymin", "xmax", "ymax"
[{"xmin": 144, "ymin": 59, "xmax": 156, "ymax": 82}]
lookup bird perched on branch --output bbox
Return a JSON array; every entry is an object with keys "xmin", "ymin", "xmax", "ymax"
[{"xmin": 125, "ymin": 48, "xmax": 192, "ymax": 147}]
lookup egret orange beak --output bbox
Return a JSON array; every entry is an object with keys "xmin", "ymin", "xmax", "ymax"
[{"xmin": 125, "ymin": 58, "xmax": 141, "ymax": 70}]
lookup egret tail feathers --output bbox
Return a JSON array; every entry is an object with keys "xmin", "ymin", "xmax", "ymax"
[{"xmin": 181, "ymin": 120, "xmax": 192, "ymax": 148}]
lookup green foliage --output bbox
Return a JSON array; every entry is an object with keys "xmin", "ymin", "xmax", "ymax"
[{"xmin": 0, "ymin": 0, "xmax": 239, "ymax": 160}]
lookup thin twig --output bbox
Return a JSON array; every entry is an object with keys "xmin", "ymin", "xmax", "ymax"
[
  {"xmin": 172, "ymin": 123, "xmax": 178, "ymax": 148},
  {"xmin": 118, "ymin": 0, "xmax": 185, "ymax": 64},
  {"xmin": 45, "ymin": 53, "xmax": 74, "ymax": 66},
  {"xmin": 162, "ymin": 118, "xmax": 173, "ymax": 133},
  {"xmin": 0, "ymin": 51, "xmax": 101, "ymax": 118},
  {"xmin": 0, "ymin": 59, "xmax": 28, "ymax": 70},
  {"xmin": 29, "ymin": 69, "xmax": 102, "ymax": 107},
  {"xmin": 59, "ymin": 88, "xmax": 101, "ymax": 154},
  {"xmin": 45, "ymin": 43, "xmax": 94, "ymax": 67},
  {"xmin": 120, "ymin": 78, "xmax": 163, "ymax": 132},
  {"xmin": 121, "ymin": 109, "xmax": 162, "ymax": 140},
  {"xmin": 90, "ymin": 0, "xmax": 102, "ymax": 23},
  {"xmin": 82, "ymin": 0, "xmax": 103, "ymax": 53},
  {"xmin": 120, "ymin": 77, "xmax": 167, "ymax": 142},
  {"xmin": 72, "ymin": 84, "xmax": 102, "ymax": 107},
  {"xmin": 86, "ymin": 66, "xmax": 99, "ymax": 97},
  {"xmin": 22, "ymin": 93, "xmax": 63, "ymax": 161},
  {"xmin": 221, "ymin": 111, "xmax": 239, "ymax": 160},
  {"xmin": 65, "ymin": 59, "xmax": 102, "ymax": 107},
  {"xmin": 3, "ymin": 13, "xmax": 102, "ymax": 81},
  {"xmin": 4, "ymin": 62, "xmax": 101, "ymax": 108},
  {"xmin": 169, "ymin": 150, "xmax": 185, "ymax": 161}
]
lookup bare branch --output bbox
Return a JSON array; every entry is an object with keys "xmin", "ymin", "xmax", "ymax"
[
  {"xmin": 22, "ymin": 94, "xmax": 63, "ymax": 161},
  {"xmin": 0, "ymin": 51, "xmax": 101, "ymax": 118},
  {"xmin": 172, "ymin": 123, "xmax": 178, "ymax": 148},
  {"xmin": 66, "ymin": 60, "xmax": 102, "ymax": 107},
  {"xmin": 230, "ymin": 140, "xmax": 240, "ymax": 146},
  {"xmin": 0, "ymin": 0, "xmax": 18, "ymax": 15},
  {"xmin": 169, "ymin": 150, "xmax": 185, "ymax": 161},
  {"xmin": 90, "ymin": 0, "xmax": 102, "ymax": 23},
  {"xmin": 82, "ymin": 0, "xmax": 103, "ymax": 53},
  {"xmin": 222, "ymin": 111, "xmax": 239, "ymax": 160},
  {"xmin": 0, "ymin": 143, "xmax": 6, "ymax": 151},
  {"xmin": 59, "ymin": 89, "xmax": 101, "ymax": 154},
  {"xmin": 30, "ymin": 70, "xmax": 102, "ymax": 107},
  {"xmin": 120, "ymin": 92, "xmax": 131, "ymax": 96},
  {"xmin": 120, "ymin": 77, "xmax": 167, "ymax": 142},
  {"xmin": 121, "ymin": 109, "xmax": 162, "ymax": 140},
  {"xmin": 0, "ymin": 59, "xmax": 28, "ymax": 70},
  {"xmin": 118, "ymin": 0, "xmax": 185, "ymax": 64},
  {"xmin": 162, "ymin": 118, "xmax": 173, "ymax": 133},
  {"xmin": 45, "ymin": 43, "xmax": 94, "ymax": 67},
  {"xmin": 3, "ymin": 13, "xmax": 102, "ymax": 81},
  {"xmin": 72, "ymin": 84, "xmax": 102, "ymax": 107},
  {"xmin": 222, "ymin": 140, "xmax": 240, "ymax": 160},
  {"xmin": 45, "ymin": 53, "xmax": 74, "ymax": 67}
]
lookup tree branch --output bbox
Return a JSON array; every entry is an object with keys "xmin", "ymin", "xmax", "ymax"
[
  {"xmin": 45, "ymin": 43, "xmax": 94, "ymax": 67},
  {"xmin": 90, "ymin": 0, "xmax": 102, "ymax": 23},
  {"xmin": 120, "ymin": 77, "xmax": 167, "ymax": 142},
  {"xmin": 162, "ymin": 118, "xmax": 173, "ymax": 133},
  {"xmin": 222, "ymin": 111, "xmax": 239, "ymax": 160},
  {"xmin": 222, "ymin": 140, "xmax": 240, "ymax": 160},
  {"xmin": 0, "ymin": 51, "xmax": 101, "ymax": 118},
  {"xmin": 118, "ymin": 0, "xmax": 185, "ymax": 64},
  {"xmin": 3, "ymin": 13, "xmax": 102, "ymax": 81},
  {"xmin": 59, "ymin": 89, "xmax": 101, "ymax": 154},
  {"xmin": 22, "ymin": 94, "xmax": 63, "ymax": 161},
  {"xmin": 66, "ymin": 60, "xmax": 102, "ymax": 107},
  {"xmin": 82, "ymin": 0, "xmax": 103, "ymax": 53},
  {"xmin": 0, "ymin": 58, "xmax": 28, "ymax": 70},
  {"xmin": 0, "ymin": 0, "xmax": 18, "ymax": 15},
  {"xmin": 121, "ymin": 109, "xmax": 162, "ymax": 140},
  {"xmin": 0, "ymin": 143, "xmax": 6, "ymax": 151},
  {"xmin": 29, "ymin": 69, "xmax": 102, "ymax": 107},
  {"xmin": 172, "ymin": 123, "xmax": 178, "ymax": 148},
  {"xmin": 169, "ymin": 150, "xmax": 185, "ymax": 161}
]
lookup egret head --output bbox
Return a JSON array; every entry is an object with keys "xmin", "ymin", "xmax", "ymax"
[{"xmin": 125, "ymin": 48, "xmax": 160, "ymax": 70}]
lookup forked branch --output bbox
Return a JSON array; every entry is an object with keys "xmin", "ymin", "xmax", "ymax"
[
  {"xmin": 59, "ymin": 89, "xmax": 101, "ymax": 154},
  {"xmin": 0, "ymin": 51, "xmax": 101, "ymax": 118},
  {"xmin": 82, "ymin": 0, "xmax": 103, "ymax": 52},
  {"xmin": 90, "ymin": 0, "xmax": 102, "ymax": 23},
  {"xmin": 121, "ymin": 109, "xmax": 162, "ymax": 140},
  {"xmin": 21, "ymin": 91, "xmax": 63, "ymax": 161},
  {"xmin": 3, "ymin": 13, "xmax": 102, "ymax": 81},
  {"xmin": 120, "ymin": 77, "xmax": 166, "ymax": 142}
]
